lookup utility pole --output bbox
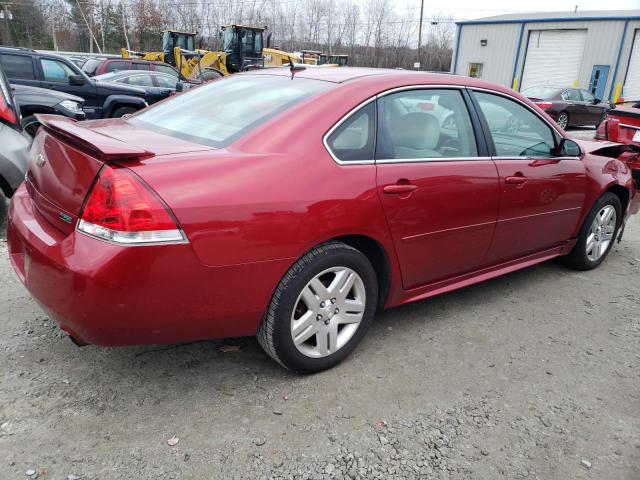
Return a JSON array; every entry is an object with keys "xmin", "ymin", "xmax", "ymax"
[{"xmin": 416, "ymin": 0, "xmax": 424, "ymax": 70}]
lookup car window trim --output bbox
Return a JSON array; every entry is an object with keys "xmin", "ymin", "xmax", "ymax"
[{"xmin": 322, "ymin": 96, "xmax": 377, "ymax": 165}]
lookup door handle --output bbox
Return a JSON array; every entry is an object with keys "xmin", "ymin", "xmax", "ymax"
[
  {"xmin": 505, "ymin": 175, "xmax": 528, "ymax": 185},
  {"xmin": 383, "ymin": 183, "xmax": 417, "ymax": 194}
]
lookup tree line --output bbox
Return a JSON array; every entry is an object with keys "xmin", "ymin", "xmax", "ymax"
[{"xmin": 0, "ymin": 0, "xmax": 454, "ymax": 71}]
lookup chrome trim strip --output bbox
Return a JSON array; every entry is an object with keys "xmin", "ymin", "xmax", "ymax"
[
  {"xmin": 492, "ymin": 156, "xmax": 580, "ymax": 160},
  {"xmin": 376, "ymin": 156, "xmax": 492, "ymax": 164},
  {"xmin": 466, "ymin": 86, "xmax": 567, "ymax": 138},
  {"xmin": 375, "ymin": 84, "xmax": 464, "ymax": 99},
  {"xmin": 620, "ymin": 123, "xmax": 640, "ymax": 130},
  {"xmin": 322, "ymin": 97, "xmax": 376, "ymax": 166}
]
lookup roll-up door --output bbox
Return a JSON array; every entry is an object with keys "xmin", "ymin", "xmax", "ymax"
[{"xmin": 624, "ymin": 29, "xmax": 640, "ymax": 101}]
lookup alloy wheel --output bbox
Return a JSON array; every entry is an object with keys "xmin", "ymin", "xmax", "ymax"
[
  {"xmin": 586, "ymin": 205, "xmax": 616, "ymax": 262},
  {"xmin": 557, "ymin": 112, "xmax": 568, "ymax": 130},
  {"xmin": 290, "ymin": 266, "xmax": 366, "ymax": 358}
]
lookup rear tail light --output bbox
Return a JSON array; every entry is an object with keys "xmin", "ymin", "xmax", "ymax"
[
  {"xmin": 594, "ymin": 121, "xmax": 607, "ymax": 140},
  {"xmin": 77, "ymin": 165, "xmax": 186, "ymax": 245},
  {"xmin": 535, "ymin": 101, "xmax": 553, "ymax": 110},
  {"xmin": 0, "ymin": 80, "xmax": 18, "ymax": 127}
]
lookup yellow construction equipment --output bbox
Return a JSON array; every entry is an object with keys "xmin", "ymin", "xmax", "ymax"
[
  {"xmin": 121, "ymin": 26, "xmax": 300, "ymax": 80},
  {"xmin": 299, "ymin": 50, "xmax": 349, "ymax": 67}
]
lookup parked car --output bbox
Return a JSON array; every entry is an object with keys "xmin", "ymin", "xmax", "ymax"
[
  {"xmin": 7, "ymin": 68, "xmax": 640, "ymax": 373},
  {"xmin": 0, "ymin": 47, "xmax": 151, "ymax": 118},
  {"xmin": 12, "ymin": 84, "xmax": 85, "ymax": 136},
  {"xmin": 83, "ymin": 57, "xmax": 182, "ymax": 81},
  {"xmin": 522, "ymin": 86, "xmax": 610, "ymax": 129},
  {"xmin": 0, "ymin": 67, "xmax": 29, "ymax": 227},
  {"xmin": 595, "ymin": 102, "xmax": 640, "ymax": 147},
  {"xmin": 93, "ymin": 70, "xmax": 180, "ymax": 105}
]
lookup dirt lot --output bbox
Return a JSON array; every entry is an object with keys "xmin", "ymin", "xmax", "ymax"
[{"xmin": 1, "ymin": 128, "xmax": 638, "ymax": 479}]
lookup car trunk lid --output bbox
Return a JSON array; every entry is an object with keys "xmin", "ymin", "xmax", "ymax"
[{"xmin": 26, "ymin": 114, "xmax": 206, "ymax": 235}]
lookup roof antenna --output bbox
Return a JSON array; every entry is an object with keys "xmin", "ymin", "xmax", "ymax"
[{"xmin": 288, "ymin": 55, "xmax": 305, "ymax": 79}]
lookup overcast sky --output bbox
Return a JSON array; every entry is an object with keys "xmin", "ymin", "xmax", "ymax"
[{"xmin": 401, "ymin": 0, "xmax": 639, "ymax": 22}]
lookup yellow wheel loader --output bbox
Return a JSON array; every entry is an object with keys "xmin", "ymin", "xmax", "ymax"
[{"xmin": 121, "ymin": 26, "xmax": 300, "ymax": 81}]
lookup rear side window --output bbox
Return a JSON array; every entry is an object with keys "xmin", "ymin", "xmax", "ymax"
[
  {"xmin": 0, "ymin": 54, "xmax": 35, "ymax": 80},
  {"xmin": 132, "ymin": 75, "xmax": 331, "ymax": 148},
  {"xmin": 325, "ymin": 102, "xmax": 375, "ymax": 162},
  {"xmin": 126, "ymin": 74, "xmax": 155, "ymax": 87},
  {"xmin": 377, "ymin": 89, "xmax": 478, "ymax": 159},
  {"xmin": 105, "ymin": 61, "xmax": 129, "ymax": 73}
]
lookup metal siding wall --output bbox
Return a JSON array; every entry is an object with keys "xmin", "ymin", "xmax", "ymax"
[
  {"xmin": 619, "ymin": 21, "xmax": 640, "ymax": 99},
  {"xmin": 514, "ymin": 20, "xmax": 626, "ymax": 95},
  {"xmin": 454, "ymin": 23, "xmax": 520, "ymax": 86}
]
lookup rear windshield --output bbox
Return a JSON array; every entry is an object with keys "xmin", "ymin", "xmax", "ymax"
[
  {"xmin": 131, "ymin": 74, "xmax": 332, "ymax": 148},
  {"xmin": 82, "ymin": 58, "xmax": 101, "ymax": 76},
  {"xmin": 522, "ymin": 86, "xmax": 559, "ymax": 100}
]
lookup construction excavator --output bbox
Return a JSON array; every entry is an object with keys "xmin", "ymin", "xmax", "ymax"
[{"xmin": 121, "ymin": 26, "xmax": 300, "ymax": 80}]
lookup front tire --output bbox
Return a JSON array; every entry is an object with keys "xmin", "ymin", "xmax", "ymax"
[
  {"xmin": 257, "ymin": 241, "xmax": 378, "ymax": 374},
  {"xmin": 112, "ymin": 106, "xmax": 138, "ymax": 118},
  {"xmin": 0, "ymin": 189, "xmax": 7, "ymax": 229},
  {"xmin": 563, "ymin": 192, "xmax": 622, "ymax": 270}
]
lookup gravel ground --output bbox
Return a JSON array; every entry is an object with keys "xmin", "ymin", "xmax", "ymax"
[{"xmin": 1, "ymin": 126, "xmax": 639, "ymax": 479}]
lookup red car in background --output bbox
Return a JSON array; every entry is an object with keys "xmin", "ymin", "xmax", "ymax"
[
  {"xmin": 596, "ymin": 102, "xmax": 640, "ymax": 147},
  {"xmin": 7, "ymin": 68, "xmax": 640, "ymax": 373}
]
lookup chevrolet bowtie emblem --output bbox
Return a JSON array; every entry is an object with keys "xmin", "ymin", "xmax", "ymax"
[{"xmin": 35, "ymin": 154, "xmax": 46, "ymax": 167}]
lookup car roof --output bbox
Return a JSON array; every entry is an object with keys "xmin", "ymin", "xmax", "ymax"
[{"xmin": 247, "ymin": 66, "xmax": 406, "ymax": 83}]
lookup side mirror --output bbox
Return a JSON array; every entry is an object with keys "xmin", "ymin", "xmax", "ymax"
[
  {"xmin": 69, "ymin": 74, "xmax": 85, "ymax": 86},
  {"xmin": 593, "ymin": 98, "xmax": 601, "ymax": 104},
  {"xmin": 554, "ymin": 138, "xmax": 581, "ymax": 157},
  {"xmin": 175, "ymin": 82, "xmax": 185, "ymax": 92}
]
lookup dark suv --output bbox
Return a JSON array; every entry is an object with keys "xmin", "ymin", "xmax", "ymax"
[{"xmin": 0, "ymin": 47, "xmax": 151, "ymax": 118}]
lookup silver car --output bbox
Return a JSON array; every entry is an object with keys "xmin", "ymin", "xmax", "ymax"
[{"xmin": 0, "ymin": 67, "xmax": 30, "ymax": 227}]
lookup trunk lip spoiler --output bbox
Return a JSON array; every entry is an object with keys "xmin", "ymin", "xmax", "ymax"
[{"xmin": 35, "ymin": 114, "xmax": 154, "ymax": 162}]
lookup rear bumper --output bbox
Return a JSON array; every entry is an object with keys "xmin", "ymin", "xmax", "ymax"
[{"xmin": 7, "ymin": 184, "xmax": 291, "ymax": 346}]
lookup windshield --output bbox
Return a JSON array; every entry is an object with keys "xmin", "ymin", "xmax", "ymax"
[
  {"xmin": 163, "ymin": 31, "xmax": 195, "ymax": 52},
  {"xmin": 82, "ymin": 58, "xmax": 101, "ymax": 76},
  {"xmin": 131, "ymin": 75, "xmax": 331, "ymax": 148},
  {"xmin": 522, "ymin": 86, "xmax": 559, "ymax": 100}
]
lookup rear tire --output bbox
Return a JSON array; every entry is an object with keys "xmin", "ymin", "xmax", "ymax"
[
  {"xmin": 257, "ymin": 241, "xmax": 378, "ymax": 374},
  {"xmin": 112, "ymin": 106, "xmax": 138, "ymax": 118},
  {"xmin": 563, "ymin": 192, "xmax": 622, "ymax": 270},
  {"xmin": 557, "ymin": 111, "xmax": 569, "ymax": 130},
  {"xmin": 197, "ymin": 69, "xmax": 224, "ymax": 82}
]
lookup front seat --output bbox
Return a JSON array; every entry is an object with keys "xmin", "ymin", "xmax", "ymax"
[{"xmin": 389, "ymin": 112, "xmax": 441, "ymax": 159}]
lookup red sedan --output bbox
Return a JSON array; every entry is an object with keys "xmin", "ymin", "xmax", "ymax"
[
  {"xmin": 596, "ymin": 102, "xmax": 640, "ymax": 147},
  {"xmin": 7, "ymin": 68, "xmax": 640, "ymax": 373}
]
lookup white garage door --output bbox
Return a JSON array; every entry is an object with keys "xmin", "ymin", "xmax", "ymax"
[
  {"xmin": 624, "ymin": 29, "xmax": 640, "ymax": 101},
  {"xmin": 520, "ymin": 29, "xmax": 587, "ymax": 91}
]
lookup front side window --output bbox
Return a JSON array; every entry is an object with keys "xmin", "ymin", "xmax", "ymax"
[
  {"xmin": 473, "ymin": 91, "xmax": 557, "ymax": 158},
  {"xmin": 325, "ymin": 102, "xmax": 375, "ymax": 162},
  {"xmin": 563, "ymin": 89, "xmax": 581, "ymax": 101},
  {"xmin": 154, "ymin": 74, "xmax": 176, "ymax": 88},
  {"xmin": 468, "ymin": 63, "xmax": 483, "ymax": 78},
  {"xmin": 40, "ymin": 58, "xmax": 76, "ymax": 82},
  {"xmin": 155, "ymin": 64, "xmax": 178, "ymax": 79},
  {"xmin": 132, "ymin": 74, "xmax": 331, "ymax": 148},
  {"xmin": 377, "ymin": 89, "xmax": 478, "ymax": 160},
  {"xmin": 580, "ymin": 89, "xmax": 595, "ymax": 102}
]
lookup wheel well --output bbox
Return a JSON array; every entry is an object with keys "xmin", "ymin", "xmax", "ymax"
[
  {"xmin": 607, "ymin": 184, "xmax": 629, "ymax": 213},
  {"xmin": 0, "ymin": 174, "xmax": 13, "ymax": 198},
  {"xmin": 20, "ymin": 107, "xmax": 54, "ymax": 118},
  {"xmin": 333, "ymin": 234, "xmax": 391, "ymax": 308}
]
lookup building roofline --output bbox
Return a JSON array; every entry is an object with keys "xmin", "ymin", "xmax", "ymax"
[{"xmin": 457, "ymin": 11, "xmax": 640, "ymax": 25}]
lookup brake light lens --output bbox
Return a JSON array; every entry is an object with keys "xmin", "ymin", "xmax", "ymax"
[
  {"xmin": 535, "ymin": 101, "xmax": 553, "ymax": 110},
  {"xmin": 77, "ymin": 166, "xmax": 186, "ymax": 244},
  {"xmin": 0, "ymin": 78, "xmax": 18, "ymax": 127}
]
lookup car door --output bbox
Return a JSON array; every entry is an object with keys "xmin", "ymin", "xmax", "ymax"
[
  {"xmin": 0, "ymin": 53, "xmax": 40, "ymax": 88},
  {"xmin": 563, "ymin": 88, "xmax": 586, "ymax": 125},
  {"xmin": 373, "ymin": 88, "xmax": 500, "ymax": 289},
  {"xmin": 580, "ymin": 89, "xmax": 606, "ymax": 125},
  {"xmin": 471, "ymin": 90, "xmax": 586, "ymax": 265}
]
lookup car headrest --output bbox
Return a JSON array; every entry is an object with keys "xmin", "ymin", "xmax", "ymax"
[{"xmin": 389, "ymin": 112, "xmax": 440, "ymax": 150}]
